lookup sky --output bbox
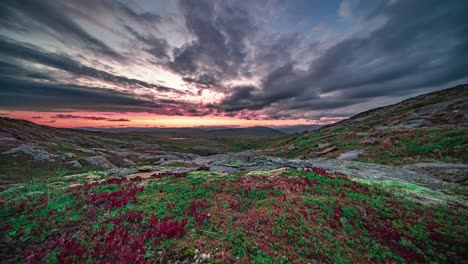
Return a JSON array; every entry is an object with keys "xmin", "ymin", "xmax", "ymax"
[{"xmin": 0, "ymin": 0, "xmax": 467, "ymax": 128}]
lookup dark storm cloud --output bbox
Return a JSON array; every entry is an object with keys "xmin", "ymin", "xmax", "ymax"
[
  {"xmin": 124, "ymin": 25, "xmax": 170, "ymax": 60},
  {"xmin": 51, "ymin": 114, "xmax": 131, "ymax": 122},
  {"xmin": 0, "ymin": 38, "xmax": 182, "ymax": 94},
  {"xmin": 167, "ymin": 0, "xmax": 254, "ymax": 81},
  {"xmin": 219, "ymin": 0, "xmax": 468, "ymax": 117},
  {"xmin": 0, "ymin": 0, "xmax": 125, "ymax": 61},
  {"xmin": 182, "ymin": 74, "xmax": 219, "ymax": 88},
  {"xmin": 0, "ymin": 74, "xmax": 215, "ymax": 116},
  {"xmin": 108, "ymin": 118, "xmax": 131, "ymax": 122},
  {"xmin": 52, "ymin": 114, "xmax": 109, "ymax": 121},
  {"xmin": 0, "ymin": 77, "xmax": 162, "ymax": 112}
]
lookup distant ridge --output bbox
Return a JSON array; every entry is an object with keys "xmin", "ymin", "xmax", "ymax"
[{"xmin": 78, "ymin": 126, "xmax": 285, "ymax": 137}]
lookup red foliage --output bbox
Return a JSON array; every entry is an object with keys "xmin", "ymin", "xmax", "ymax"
[
  {"xmin": 186, "ymin": 199, "xmax": 209, "ymax": 226},
  {"xmin": 2, "ymin": 223, "xmax": 11, "ymax": 231},
  {"xmin": 85, "ymin": 185, "xmax": 144, "ymax": 209},
  {"xmin": 150, "ymin": 172, "xmax": 188, "ymax": 179},
  {"xmin": 56, "ymin": 236, "xmax": 88, "ymax": 263}
]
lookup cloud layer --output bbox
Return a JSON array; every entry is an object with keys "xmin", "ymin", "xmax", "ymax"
[{"xmin": 1, "ymin": 0, "xmax": 467, "ymax": 123}]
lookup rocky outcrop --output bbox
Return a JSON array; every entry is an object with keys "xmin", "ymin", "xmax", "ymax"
[
  {"xmin": 83, "ymin": 155, "xmax": 116, "ymax": 169},
  {"xmin": 306, "ymin": 158, "xmax": 444, "ymax": 189},
  {"xmin": 2, "ymin": 144, "xmax": 57, "ymax": 161},
  {"xmin": 403, "ymin": 163, "xmax": 468, "ymax": 186},
  {"xmin": 338, "ymin": 150, "xmax": 363, "ymax": 160},
  {"xmin": 66, "ymin": 160, "xmax": 83, "ymax": 169},
  {"xmin": 359, "ymin": 137, "xmax": 377, "ymax": 145}
]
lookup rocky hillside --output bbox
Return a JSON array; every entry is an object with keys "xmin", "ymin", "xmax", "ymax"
[
  {"xmin": 322, "ymin": 84, "xmax": 467, "ymax": 132},
  {"xmin": 260, "ymin": 84, "xmax": 468, "ymax": 167},
  {"xmin": 0, "ymin": 117, "xmax": 279, "ymax": 186}
]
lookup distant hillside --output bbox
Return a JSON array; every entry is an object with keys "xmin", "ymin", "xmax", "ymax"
[
  {"xmin": 320, "ymin": 84, "xmax": 467, "ymax": 132},
  {"xmin": 258, "ymin": 84, "xmax": 468, "ymax": 165},
  {"xmin": 79, "ymin": 126, "xmax": 285, "ymax": 137},
  {"xmin": 206, "ymin": 127, "xmax": 284, "ymax": 137},
  {"xmin": 274, "ymin": 125, "xmax": 322, "ymax": 134}
]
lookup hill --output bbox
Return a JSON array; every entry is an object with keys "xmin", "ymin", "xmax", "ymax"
[
  {"xmin": 206, "ymin": 126, "xmax": 284, "ymax": 137},
  {"xmin": 78, "ymin": 126, "xmax": 285, "ymax": 137},
  {"xmin": 259, "ymin": 84, "xmax": 468, "ymax": 165}
]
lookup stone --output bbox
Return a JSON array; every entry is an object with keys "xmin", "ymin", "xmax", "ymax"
[
  {"xmin": 209, "ymin": 165, "xmax": 241, "ymax": 174},
  {"xmin": 66, "ymin": 160, "xmax": 83, "ymax": 169},
  {"xmin": 403, "ymin": 163, "xmax": 468, "ymax": 185},
  {"xmin": 318, "ymin": 143, "xmax": 331, "ymax": 149},
  {"xmin": 123, "ymin": 158, "xmax": 135, "ymax": 165},
  {"xmin": 2, "ymin": 144, "xmax": 56, "ymax": 161},
  {"xmin": 0, "ymin": 136, "xmax": 17, "ymax": 142},
  {"xmin": 288, "ymin": 144, "xmax": 296, "ymax": 150},
  {"xmin": 360, "ymin": 137, "xmax": 377, "ymax": 145},
  {"xmin": 62, "ymin": 152, "xmax": 77, "ymax": 159},
  {"xmin": 83, "ymin": 155, "xmax": 116, "ymax": 169},
  {"xmin": 106, "ymin": 167, "xmax": 139, "ymax": 176},
  {"xmin": 338, "ymin": 150, "xmax": 363, "ymax": 160},
  {"xmin": 317, "ymin": 146, "xmax": 337, "ymax": 156}
]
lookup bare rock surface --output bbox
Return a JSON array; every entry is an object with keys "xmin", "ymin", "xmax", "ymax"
[
  {"xmin": 337, "ymin": 150, "xmax": 364, "ymax": 160},
  {"xmin": 2, "ymin": 144, "xmax": 57, "ymax": 161},
  {"xmin": 83, "ymin": 155, "xmax": 116, "ymax": 169},
  {"xmin": 66, "ymin": 160, "xmax": 83, "ymax": 169},
  {"xmin": 306, "ymin": 158, "xmax": 445, "ymax": 189},
  {"xmin": 403, "ymin": 163, "xmax": 468, "ymax": 186},
  {"xmin": 360, "ymin": 137, "xmax": 377, "ymax": 145},
  {"xmin": 318, "ymin": 143, "xmax": 331, "ymax": 149}
]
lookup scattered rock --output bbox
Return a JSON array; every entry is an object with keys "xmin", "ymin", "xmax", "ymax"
[
  {"xmin": 75, "ymin": 147, "xmax": 97, "ymax": 154},
  {"xmin": 106, "ymin": 167, "xmax": 139, "ymax": 176},
  {"xmin": 209, "ymin": 165, "xmax": 241, "ymax": 174},
  {"xmin": 62, "ymin": 152, "xmax": 77, "ymax": 159},
  {"xmin": 306, "ymin": 158, "xmax": 444, "ymax": 189},
  {"xmin": 314, "ymin": 146, "xmax": 337, "ymax": 157},
  {"xmin": 403, "ymin": 163, "xmax": 468, "ymax": 186},
  {"xmin": 288, "ymin": 144, "xmax": 296, "ymax": 150},
  {"xmin": 2, "ymin": 144, "xmax": 56, "ymax": 161},
  {"xmin": 83, "ymin": 155, "xmax": 116, "ymax": 169},
  {"xmin": 66, "ymin": 160, "xmax": 83, "ymax": 169},
  {"xmin": 139, "ymin": 154, "xmax": 180, "ymax": 161},
  {"xmin": 360, "ymin": 137, "xmax": 378, "ymax": 145},
  {"xmin": 0, "ymin": 136, "xmax": 17, "ymax": 142},
  {"xmin": 151, "ymin": 167, "xmax": 197, "ymax": 174},
  {"xmin": 338, "ymin": 150, "xmax": 363, "ymax": 160},
  {"xmin": 318, "ymin": 143, "xmax": 332, "ymax": 149},
  {"xmin": 123, "ymin": 158, "xmax": 135, "ymax": 165}
]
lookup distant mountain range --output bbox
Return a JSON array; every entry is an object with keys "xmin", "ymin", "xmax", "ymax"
[{"xmin": 76, "ymin": 125, "xmax": 322, "ymax": 137}]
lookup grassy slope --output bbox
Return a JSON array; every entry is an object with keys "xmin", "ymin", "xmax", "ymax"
[
  {"xmin": 264, "ymin": 127, "xmax": 468, "ymax": 165},
  {"xmin": 258, "ymin": 85, "xmax": 468, "ymax": 165},
  {"xmin": 1, "ymin": 168, "xmax": 466, "ymax": 263}
]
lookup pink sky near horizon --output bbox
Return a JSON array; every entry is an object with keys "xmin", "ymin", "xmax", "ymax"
[{"xmin": 3, "ymin": 111, "xmax": 340, "ymax": 128}]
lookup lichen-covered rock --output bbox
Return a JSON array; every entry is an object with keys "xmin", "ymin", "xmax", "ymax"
[
  {"xmin": 359, "ymin": 137, "xmax": 378, "ymax": 145},
  {"xmin": 106, "ymin": 167, "xmax": 139, "ymax": 176},
  {"xmin": 66, "ymin": 160, "xmax": 83, "ymax": 169},
  {"xmin": 2, "ymin": 144, "xmax": 56, "ymax": 161},
  {"xmin": 338, "ymin": 150, "xmax": 363, "ymax": 160},
  {"xmin": 83, "ymin": 155, "xmax": 115, "ymax": 169},
  {"xmin": 318, "ymin": 143, "xmax": 331, "ymax": 149},
  {"xmin": 403, "ymin": 163, "xmax": 468, "ymax": 185}
]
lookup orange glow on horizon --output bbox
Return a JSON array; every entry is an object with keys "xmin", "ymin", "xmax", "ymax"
[{"xmin": 4, "ymin": 111, "xmax": 333, "ymax": 128}]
